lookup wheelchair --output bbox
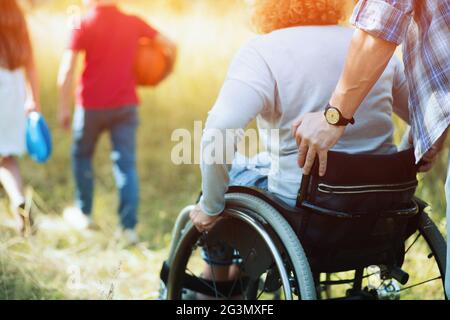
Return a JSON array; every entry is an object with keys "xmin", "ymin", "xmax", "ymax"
[{"xmin": 160, "ymin": 149, "xmax": 447, "ymax": 300}]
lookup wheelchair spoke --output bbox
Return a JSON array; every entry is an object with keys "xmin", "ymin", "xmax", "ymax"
[
  {"xmin": 256, "ymin": 288, "xmax": 265, "ymax": 300},
  {"xmin": 255, "ymin": 278, "xmax": 268, "ymax": 300},
  {"xmin": 225, "ymin": 265, "xmax": 244, "ymax": 299},
  {"xmin": 226, "ymin": 234, "xmax": 260, "ymax": 300},
  {"xmin": 238, "ymin": 273, "xmax": 247, "ymax": 300},
  {"xmin": 185, "ymin": 267, "xmax": 228, "ymax": 299},
  {"xmin": 399, "ymin": 276, "xmax": 442, "ymax": 292},
  {"xmin": 201, "ymin": 233, "xmax": 219, "ymax": 299},
  {"xmin": 405, "ymin": 233, "xmax": 421, "ymax": 254},
  {"xmin": 224, "ymin": 264, "xmax": 251, "ymax": 300},
  {"xmin": 226, "ymin": 274, "xmax": 239, "ymax": 299}
]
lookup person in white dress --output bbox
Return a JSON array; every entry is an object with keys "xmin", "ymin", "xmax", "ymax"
[{"xmin": 0, "ymin": 0, "xmax": 41, "ymax": 234}]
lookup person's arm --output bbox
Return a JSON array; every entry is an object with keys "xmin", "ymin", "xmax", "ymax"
[
  {"xmin": 190, "ymin": 80, "xmax": 269, "ymax": 232},
  {"xmin": 291, "ymin": 30, "xmax": 397, "ymax": 176},
  {"xmin": 57, "ymin": 50, "xmax": 79, "ymax": 130},
  {"xmin": 190, "ymin": 43, "xmax": 275, "ymax": 232},
  {"xmin": 156, "ymin": 34, "xmax": 177, "ymax": 74},
  {"xmin": 293, "ymin": 0, "xmax": 414, "ymax": 176},
  {"xmin": 57, "ymin": 21, "xmax": 85, "ymax": 130},
  {"xmin": 334, "ymin": 0, "xmax": 415, "ymax": 117},
  {"xmin": 199, "ymin": 82, "xmax": 266, "ymax": 213},
  {"xmin": 391, "ymin": 58, "xmax": 410, "ymax": 124},
  {"xmin": 136, "ymin": 17, "xmax": 177, "ymax": 70},
  {"xmin": 330, "ymin": 30, "xmax": 397, "ymax": 119}
]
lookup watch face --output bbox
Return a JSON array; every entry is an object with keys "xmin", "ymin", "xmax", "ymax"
[{"xmin": 326, "ymin": 108, "xmax": 340, "ymax": 125}]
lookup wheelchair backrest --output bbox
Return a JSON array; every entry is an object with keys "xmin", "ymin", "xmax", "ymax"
[
  {"xmin": 294, "ymin": 149, "xmax": 420, "ymax": 272},
  {"xmin": 296, "ymin": 148, "xmax": 418, "ymax": 215}
]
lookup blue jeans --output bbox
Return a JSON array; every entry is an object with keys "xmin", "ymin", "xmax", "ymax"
[{"xmin": 72, "ymin": 106, "xmax": 139, "ymax": 229}]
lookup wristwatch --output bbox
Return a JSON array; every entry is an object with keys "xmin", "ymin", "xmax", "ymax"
[{"xmin": 324, "ymin": 105, "xmax": 355, "ymax": 126}]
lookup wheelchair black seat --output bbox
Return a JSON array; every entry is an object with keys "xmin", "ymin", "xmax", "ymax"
[{"xmin": 228, "ymin": 149, "xmax": 421, "ymax": 273}]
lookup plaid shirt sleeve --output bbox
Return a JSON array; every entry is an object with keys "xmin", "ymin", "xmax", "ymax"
[{"xmin": 350, "ymin": 0, "xmax": 415, "ymax": 45}]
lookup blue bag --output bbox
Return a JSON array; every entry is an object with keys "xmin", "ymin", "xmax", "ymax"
[{"xmin": 26, "ymin": 112, "xmax": 52, "ymax": 163}]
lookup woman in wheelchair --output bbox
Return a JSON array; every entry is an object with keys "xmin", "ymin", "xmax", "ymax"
[{"xmin": 162, "ymin": 0, "xmax": 447, "ymax": 300}]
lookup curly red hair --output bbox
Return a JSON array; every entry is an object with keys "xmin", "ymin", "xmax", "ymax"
[
  {"xmin": 0, "ymin": 0, "xmax": 31, "ymax": 70},
  {"xmin": 251, "ymin": 0, "xmax": 355, "ymax": 34}
]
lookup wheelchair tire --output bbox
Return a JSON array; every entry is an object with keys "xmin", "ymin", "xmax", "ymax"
[
  {"xmin": 166, "ymin": 193, "xmax": 317, "ymax": 300},
  {"xmin": 418, "ymin": 211, "xmax": 447, "ymax": 291},
  {"xmin": 225, "ymin": 193, "xmax": 316, "ymax": 299}
]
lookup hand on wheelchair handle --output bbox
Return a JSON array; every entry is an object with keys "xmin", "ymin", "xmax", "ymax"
[
  {"xmin": 292, "ymin": 111, "xmax": 346, "ymax": 176},
  {"xmin": 189, "ymin": 204, "xmax": 223, "ymax": 233}
]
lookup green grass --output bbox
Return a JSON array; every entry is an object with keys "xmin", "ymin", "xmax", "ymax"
[{"xmin": 1, "ymin": 0, "xmax": 448, "ymax": 300}]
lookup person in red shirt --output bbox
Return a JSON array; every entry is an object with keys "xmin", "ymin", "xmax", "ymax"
[{"xmin": 57, "ymin": 0, "xmax": 175, "ymax": 244}]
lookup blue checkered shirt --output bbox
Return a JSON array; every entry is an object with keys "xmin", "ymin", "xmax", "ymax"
[{"xmin": 351, "ymin": 0, "xmax": 450, "ymax": 161}]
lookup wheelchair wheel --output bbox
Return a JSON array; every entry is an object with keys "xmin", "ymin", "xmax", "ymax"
[
  {"xmin": 401, "ymin": 210, "xmax": 446, "ymax": 299},
  {"xmin": 317, "ymin": 210, "xmax": 446, "ymax": 300},
  {"xmin": 166, "ymin": 193, "xmax": 317, "ymax": 300}
]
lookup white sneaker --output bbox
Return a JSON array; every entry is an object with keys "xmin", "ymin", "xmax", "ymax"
[
  {"xmin": 123, "ymin": 228, "xmax": 140, "ymax": 245},
  {"xmin": 63, "ymin": 207, "xmax": 91, "ymax": 230}
]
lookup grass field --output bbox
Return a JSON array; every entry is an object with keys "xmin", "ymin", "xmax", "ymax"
[{"xmin": 0, "ymin": 0, "xmax": 448, "ymax": 300}]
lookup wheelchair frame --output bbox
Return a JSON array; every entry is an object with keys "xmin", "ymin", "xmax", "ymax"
[{"xmin": 160, "ymin": 187, "xmax": 447, "ymax": 300}]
